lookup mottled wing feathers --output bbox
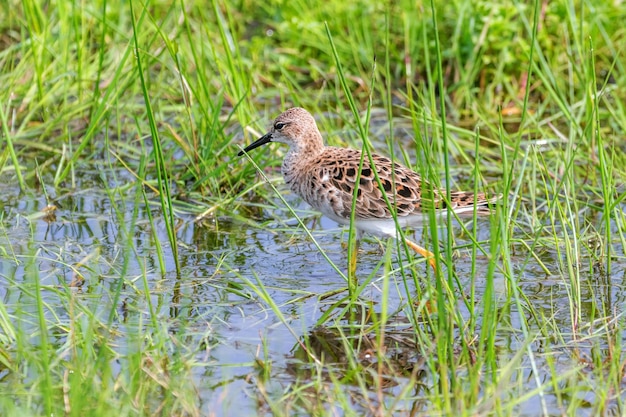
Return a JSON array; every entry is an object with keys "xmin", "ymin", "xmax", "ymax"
[
  {"xmin": 312, "ymin": 148, "xmax": 444, "ymax": 219},
  {"xmin": 303, "ymin": 147, "xmax": 497, "ymax": 220}
]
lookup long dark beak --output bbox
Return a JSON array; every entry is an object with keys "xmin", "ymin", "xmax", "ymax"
[{"xmin": 238, "ymin": 132, "xmax": 272, "ymax": 156}]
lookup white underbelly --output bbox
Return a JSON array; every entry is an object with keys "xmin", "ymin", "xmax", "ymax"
[{"xmin": 321, "ymin": 209, "xmax": 426, "ymax": 238}]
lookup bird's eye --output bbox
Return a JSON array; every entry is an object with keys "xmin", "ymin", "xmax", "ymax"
[{"xmin": 274, "ymin": 122, "xmax": 286, "ymax": 130}]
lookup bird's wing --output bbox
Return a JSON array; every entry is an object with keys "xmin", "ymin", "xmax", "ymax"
[{"xmin": 313, "ymin": 149, "xmax": 445, "ymax": 219}]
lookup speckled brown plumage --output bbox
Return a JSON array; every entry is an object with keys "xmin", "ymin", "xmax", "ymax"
[
  {"xmin": 239, "ymin": 107, "xmax": 499, "ymax": 268},
  {"xmin": 286, "ymin": 148, "xmax": 494, "ymax": 221}
]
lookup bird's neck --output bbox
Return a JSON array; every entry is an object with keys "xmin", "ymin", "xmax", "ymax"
[
  {"xmin": 285, "ymin": 132, "xmax": 324, "ymax": 160},
  {"xmin": 282, "ymin": 146, "xmax": 319, "ymax": 173},
  {"xmin": 281, "ymin": 137, "xmax": 324, "ymax": 188}
]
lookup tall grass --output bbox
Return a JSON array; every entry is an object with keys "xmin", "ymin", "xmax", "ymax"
[{"xmin": 1, "ymin": 0, "xmax": 625, "ymax": 415}]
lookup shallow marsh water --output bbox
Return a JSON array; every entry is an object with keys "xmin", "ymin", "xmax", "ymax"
[{"xmin": 1, "ymin": 167, "xmax": 625, "ymax": 416}]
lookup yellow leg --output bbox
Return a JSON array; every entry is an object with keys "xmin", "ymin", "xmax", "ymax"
[
  {"xmin": 404, "ymin": 238, "xmax": 437, "ymax": 271},
  {"xmin": 347, "ymin": 239, "xmax": 359, "ymax": 286}
]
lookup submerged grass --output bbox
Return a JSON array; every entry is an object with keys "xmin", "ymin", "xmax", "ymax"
[{"xmin": 1, "ymin": 0, "xmax": 626, "ymax": 415}]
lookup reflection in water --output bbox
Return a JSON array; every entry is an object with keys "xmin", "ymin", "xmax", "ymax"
[
  {"xmin": 283, "ymin": 325, "xmax": 428, "ymax": 414},
  {"xmin": 292, "ymin": 325, "xmax": 427, "ymax": 384}
]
